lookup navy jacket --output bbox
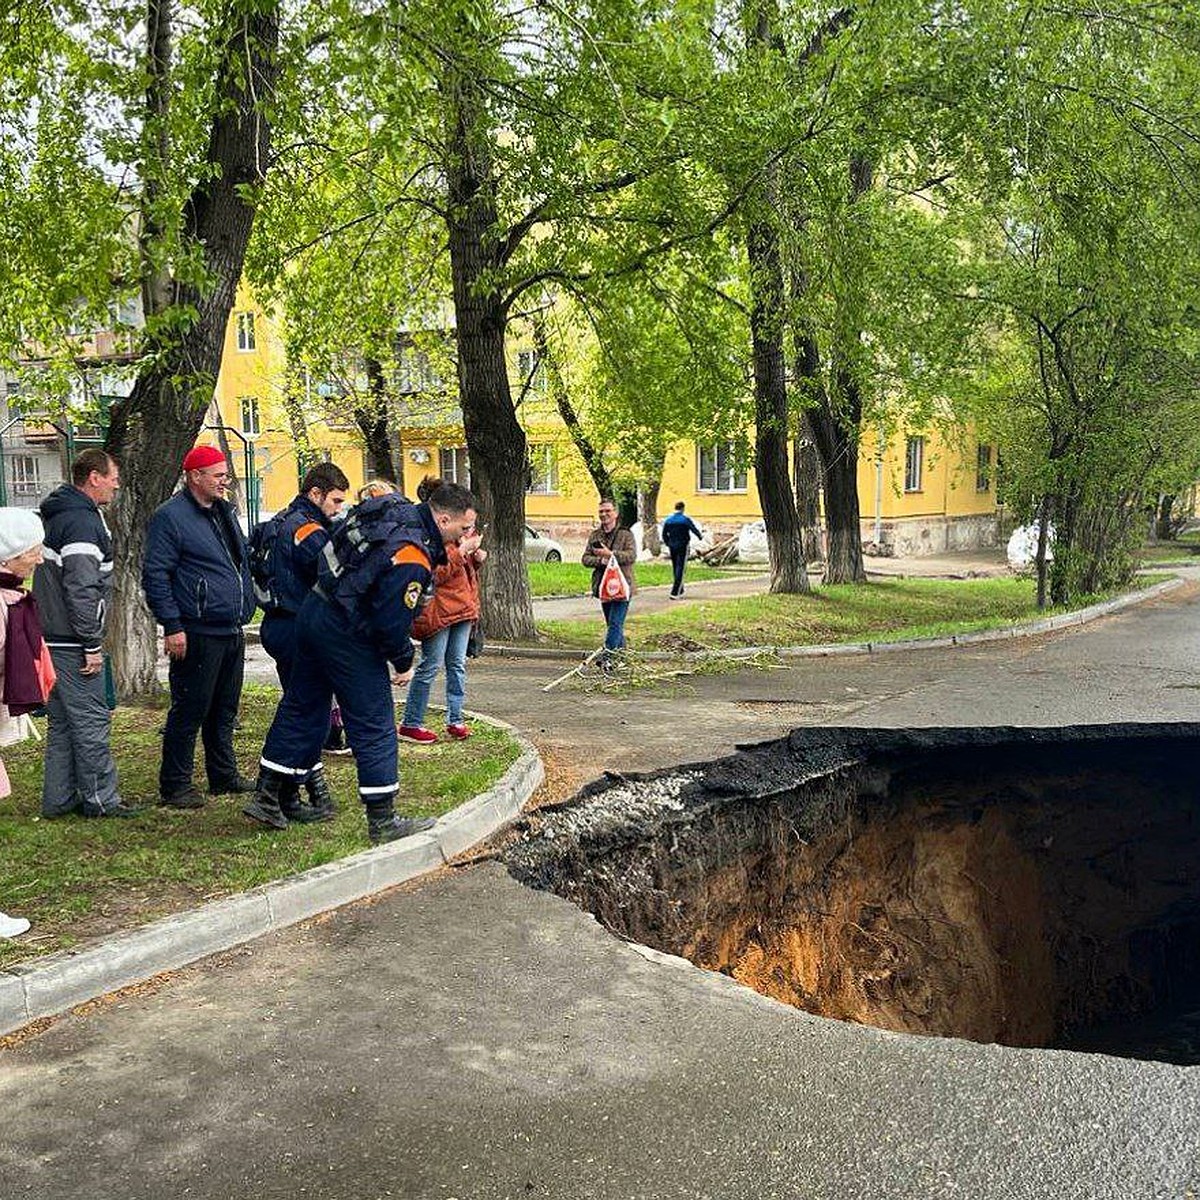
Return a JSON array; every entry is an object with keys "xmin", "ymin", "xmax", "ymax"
[
  {"xmin": 143, "ymin": 490, "xmax": 256, "ymax": 636},
  {"xmin": 33, "ymin": 484, "xmax": 113, "ymax": 652},
  {"xmin": 268, "ymin": 494, "xmax": 332, "ymax": 614},
  {"xmin": 662, "ymin": 511, "xmax": 702, "ymax": 549}
]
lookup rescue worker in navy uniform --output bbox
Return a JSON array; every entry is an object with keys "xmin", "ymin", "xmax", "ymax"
[
  {"xmin": 247, "ymin": 481, "xmax": 479, "ymax": 843},
  {"xmin": 254, "ymin": 461, "xmax": 350, "ymax": 822}
]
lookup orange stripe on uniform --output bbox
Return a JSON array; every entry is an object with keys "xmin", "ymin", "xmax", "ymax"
[
  {"xmin": 293, "ymin": 521, "xmax": 323, "ymax": 543},
  {"xmin": 392, "ymin": 545, "xmax": 431, "ymax": 569}
]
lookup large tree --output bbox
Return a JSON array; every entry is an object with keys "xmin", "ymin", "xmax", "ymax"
[
  {"xmin": 953, "ymin": 0, "xmax": 1200, "ymax": 605},
  {"xmin": 1, "ymin": 0, "xmax": 283, "ymax": 691}
]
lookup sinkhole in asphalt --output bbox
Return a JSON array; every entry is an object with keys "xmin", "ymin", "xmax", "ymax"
[{"xmin": 505, "ymin": 724, "xmax": 1200, "ymax": 1065}]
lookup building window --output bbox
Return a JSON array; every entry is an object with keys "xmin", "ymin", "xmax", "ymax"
[
  {"xmin": 976, "ymin": 444, "xmax": 992, "ymax": 492},
  {"xmin": 526, "ymin": 444, "xmax": 558, "ymax": 495},
  {"xmin": 904, "ymin": 436, "xmax": 924, "ymax": 493},
  {"xmin": 439, "ymin": 446, "xmax": 470, "ymax": 487},
  {"xmin": 398, "ymin": 347, "xmax": 439, "ymax": 393},
  {"xmin": 698, "ymin": 442, "xmax": 747, "ymax": 493},
  {"xmin": 236, "ymin": 312, "xmax": 256, "ymax": 352},
  {"xmin": 9, "ymin": 455, "xmax": 40, "ymax": 497},
  {"xmin": 239, "ymin": 395, "xmax": 260, "ymax": 436}
]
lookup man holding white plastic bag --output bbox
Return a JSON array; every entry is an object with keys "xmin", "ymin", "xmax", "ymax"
[{"xmin": 582, "ymin": 498, "xmax": 637, "ymax": 669}]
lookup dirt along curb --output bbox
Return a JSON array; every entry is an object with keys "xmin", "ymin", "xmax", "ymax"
[
  {"xmin": 0, "ymin": 716, "xmax": 543, "ymax": 1038},
  {"xmin": 484, "ymin": 576, "xmax": 1188, "ymax": 662}
]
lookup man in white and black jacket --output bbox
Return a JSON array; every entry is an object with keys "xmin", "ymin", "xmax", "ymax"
[{"xmin": 33, "ymin": 449, "xmax": 138, "ymax": 818}]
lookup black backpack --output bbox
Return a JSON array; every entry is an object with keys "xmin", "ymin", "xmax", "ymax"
[
  {"xmin": 318, "ymin": 493, "xmax": 433, "ymax": 610},
  {"xmin": 248, "ymin": 512, "xmax": 286, "ymax": 608}
]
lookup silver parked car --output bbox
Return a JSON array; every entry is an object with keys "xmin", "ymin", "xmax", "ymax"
[{"xmin": 524, "ymin": 525, "xmax": 564, "ymax": 563}]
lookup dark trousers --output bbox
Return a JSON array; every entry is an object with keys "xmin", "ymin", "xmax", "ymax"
[
  {"xmin": 668, "ymin": 544, "xmax": 688, "ymax": 595},
  {"xmin": 260, "ymin": 595, "xmax": 398, "ymax": 796},
  {"xmin": 160, "ymin": 630, "xmax": 245, "ymax": 796},
  {"xmin": 262, "ymin": 607, "xmax": 341, "ymax": 745},
  {"xmin": 260, "ymin": 610, "xmax": 297, "ymax": 687}
]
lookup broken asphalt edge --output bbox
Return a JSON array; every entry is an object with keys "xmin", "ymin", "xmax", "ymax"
[
  {"xmin": 0, "ymin": 716, "xmax": 544, "ymax": 1039},
  {"xmin": 478, "ymin": 576, "xmax": 1188, "ymax": 662}
]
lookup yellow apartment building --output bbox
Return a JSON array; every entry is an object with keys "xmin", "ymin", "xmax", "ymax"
[{"xmin": 202, "ymin": 292, "xmax": 999, "ymax": 552}]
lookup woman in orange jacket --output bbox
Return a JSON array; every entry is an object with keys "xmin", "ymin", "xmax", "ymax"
[{"xmin": 397, "ymin": 479, "xmax": 486, "ymax": 743}]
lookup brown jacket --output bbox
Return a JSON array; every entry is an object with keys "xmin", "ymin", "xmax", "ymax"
[
  {"xmin": 582, "ymin": 525, "xmax": 637, "ymax": 598},
  {"xmin": 411, "ymin": 543, "xmax": 481, "ymax": 640}
]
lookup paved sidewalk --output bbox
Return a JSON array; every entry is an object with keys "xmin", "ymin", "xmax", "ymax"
[{"xmin": 534, "ymin": 548, "xmax": 1011, "ymax": 622}]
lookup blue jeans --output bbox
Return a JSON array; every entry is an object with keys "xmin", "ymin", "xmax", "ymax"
[
  {"xmin": 600, "ymin": 600, "xmax": 629, "ymax": 652},
  {"xmin": 402, "ymin": 620, "xmax": 472, "ymax": 728}
]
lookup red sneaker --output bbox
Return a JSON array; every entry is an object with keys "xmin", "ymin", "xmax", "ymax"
[
  {"xmin": 397, "ymin": 725, "xmax": 438, "ymax": 744},
  {"xmin": 445, "ymin": 723, "xmax": 471, "ymax": 740}
]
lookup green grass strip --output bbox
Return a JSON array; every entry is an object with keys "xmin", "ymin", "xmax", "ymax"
[
  {"xmin": 0, "ymin": 683, "xmax": 519, "ymax": 968},
  {"xmin": 536, "ymin": 575, "xmax": 1156, "ymax": 651}
]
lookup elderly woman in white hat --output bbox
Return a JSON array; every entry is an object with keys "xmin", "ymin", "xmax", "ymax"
[{"xmin": 0, "ymin": 506, "xmax": 46, "ymax": 939}]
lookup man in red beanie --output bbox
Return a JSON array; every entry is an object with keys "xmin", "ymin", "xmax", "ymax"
[{"xmin": 142, "ymin": 444, "xmax": 258, "ymax": 808}]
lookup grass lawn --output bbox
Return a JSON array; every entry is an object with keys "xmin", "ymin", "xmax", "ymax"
[
  {"xmin": 528, "ymin": 560, "xmax": 735, "ymax": 597},
  {"xmin": 537, "ymin": 575, "xmax": 1148, "ymax": 651},
  {"xmin": 1138, "ymin": 542, "xmax": 1200, "ymax": 563},
  {"xmin": 0, "ymin": 683, "xmax": 519, "ymax": 968}
]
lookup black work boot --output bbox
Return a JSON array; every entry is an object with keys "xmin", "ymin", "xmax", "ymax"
[
  {"xmin": 364, "ymin": 795, "xmax": 437, "ymax": 845},
  {"xmin": 242, "ymin": 767, "xmax": 291, "ymax": 831},
  {"xmin": 277, "ymin": 776, "xmax": 325, "ymax": 825},
  {"xmin": 303, "ymin": 768, "xmax": 338, "ymax": 823}
]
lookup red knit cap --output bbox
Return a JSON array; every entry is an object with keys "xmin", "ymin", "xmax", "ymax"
[{"xmin": 183, "ymin": 445, "xmax": 225, "ymax": 472}]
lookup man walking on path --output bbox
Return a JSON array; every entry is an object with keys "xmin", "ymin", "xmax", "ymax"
[
  {"xmin": 582, "ymin": 497, "xmax": 637, "ymax": 664},
  {"xmin": 34, "ymin": 450, "xmax": 139, "ymax": 819},
  {"xmin": 143, "ymin": 445, "xmax": 257, "ymax": 809},
  {"xmin": 252, "ymin": 462, "xmax": 349, "ymax": 822},
  {"xmin": 661, "ymin": 501, "xmax": 703, "ymax": 599},
  {"xmin": 248, "ymin": 482, "xmax": 478, "ymax": 843}
]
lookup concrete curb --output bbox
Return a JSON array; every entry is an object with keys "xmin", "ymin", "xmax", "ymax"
[
  {"xmin": 0, "ymin": 717, "xmax": 543, "ymax": 1038},
  {"xmin": 487, "ymin": 577, "xmax": 1187, "ymax": 663}
]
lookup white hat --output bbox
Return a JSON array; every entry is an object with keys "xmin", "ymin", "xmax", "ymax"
[{"xmin": 0, "ymin": 508, "xmax": 44, "ymax": 563}]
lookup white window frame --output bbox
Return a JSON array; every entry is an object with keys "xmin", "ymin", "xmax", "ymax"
[
  {"xmin": 439, "ymin": 446, "xmax": 470, "ymax": 486},
  {"xmin": 697, "ymin": 441, "xmax": 747, "ymax": 494},
  {"xmin": 904, "ymin": 436, "xmax": 924, "ymax": 493},
  {"xmin": 526, "ymin": 443, "xmax": 559, "ymax": 495},
  {"xmin": 236, "ymin": 312, "xmax": 257, "ymax": 352},
  {"xmin": 239, "ymin": 395, "xmax": 261, "ymax": 436},
  {"xmin": 9, "ymin": 454, "xmax": 40, "ymax": 497}
]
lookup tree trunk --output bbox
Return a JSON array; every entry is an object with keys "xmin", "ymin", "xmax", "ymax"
[
  {"xmin": 359, "ymin": 356, "xmax": 400, "ymax": 483},
  {"xmin": 809, "ymin": 374, "xmax": 867, "ymax": 584},
  {"xmin": 282, "ymin": 375, "xmax": 311, "ymax": 486},
  {"xmin": 1035, "ymin": 493, "xmax": 1053, "ymax": 609},
  {"xmin": 443, "ymin": 56, "xmax": 536, "ymax": 642},
  {"xmin": 744, "ymin": 3, "xmax": 808, "ymax": 595},
  {"xmin": 638, "ymin": 475, "xmax": 663, "ymax": 556},
  {"xmin": 792, "ymin": 427, "xmax": 823, "ymax": 561},
  {"xmin": 531, "ymin": 310, "xmax": 615, "ymax": 501},
  {"xmin": 105, "ymin": 1, "xmax": 280, "ymax": 694},
  {"xmin": 1156, "ymin": 494, "xmax": 1176, "ymax": 541}
]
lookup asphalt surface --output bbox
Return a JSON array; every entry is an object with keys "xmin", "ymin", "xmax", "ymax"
[{"xmin": 3, "ymin": 567, "xmax": 1200, "ymax": 1199}]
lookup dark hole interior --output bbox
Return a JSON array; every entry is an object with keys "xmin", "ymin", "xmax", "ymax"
[{"xmin": 505, "ymin": 725, "xmax": 1200, "ymax": 1065}]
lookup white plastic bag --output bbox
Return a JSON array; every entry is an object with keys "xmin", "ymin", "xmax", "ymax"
[
  {"xmin": 1006, "ymin": 523, "xmax": 1054, "ymax": 569},
  {"xmin": 735, "ymin": 520, "xmax": 770, "ymax": 564}
]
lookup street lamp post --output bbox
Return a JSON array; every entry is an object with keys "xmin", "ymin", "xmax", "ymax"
[{"xmin": 205, "ymin": 422, "xmax": 262, "ymax": 527}]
